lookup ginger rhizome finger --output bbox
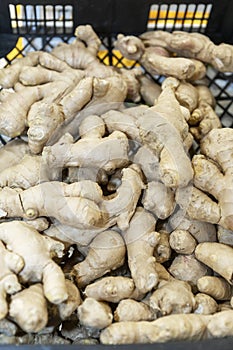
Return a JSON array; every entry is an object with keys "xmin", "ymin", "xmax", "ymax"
[
  {"xmin": 140, "ymin": 30, "xmax": 233, "ymax": 72},
  {"xmin": 0, "ymin": 241, "xmax": 23, "ymax": 319},
  {"xmin": 78, "ymin": 297, "xmax": 113, "ymax": 329},
  {"xmin": 114, "ymin": 299, "xmax": 154, "ymax": 322},
  {"xmin": 73, "ymin": 230, "xmax": 126, "ymax": 287},
  {"xmin": 0, "ymin": 154, "xmax": 42, "ymax": 189},
  {"xmin": 57, "ymin": 279, "xmax": 82, "ymax": 320},
  {"xmin": 9, "ymin": 284, "xmax": 48, "ymax": 333},
  {"xmin": 149, "ymin": 280, "xmax": 195, "ymax": 316},
  {"xmin": 0, "ymin": 221, "xmax": 67, "ymax": 304},
  {"xmin": 114, "ymin": 34, "xmax": 201, "ymax": 80},
  {"xmin": 85, "ymin": 276, "xmax": 143, "ymax": 303},
  {"xmin": 197, "ymin": 276, "xmax": 232, "ymax": 301},
  {"xmin": 195, "ymin": 242, "xmax": 233, "ymax": 284},
  {"xmin": 194, "ymin": 293, "xmax": 218, "ymax": 315},
  {"xmin": 123, "ymin": 207, "xmax": 160, "ymax": 293}
]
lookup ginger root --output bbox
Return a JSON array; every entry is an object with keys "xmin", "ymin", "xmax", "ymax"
[
  {"xmin": 149, "ymin": 280, "xmax": 195, "ymax": 316},
  {"xmin": 9, "ymin": 284, "xmax": 48, "ymax": 333},
  {"xmin": 73, "ymin": 230, "xmax": 126, "ymax": 287},
  {"xmin": 78, "ymin": 297, "xmax": 113, "ymax": 330},
  {"xmin": 0, "ymin": 241, "xmax": 23, "ymax": 319},
  {"xmin": 123, "ymin": 207, "xmax": 160, "ymax": 293},
  {"xmin": 0, "ymin": 221, "xmax": 67, "ymax": 304}
]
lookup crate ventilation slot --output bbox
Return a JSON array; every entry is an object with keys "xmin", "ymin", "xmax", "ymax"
[
  {"xmin": 9, "ymin": 3, "xmax": 74, "ymax": 35},
  {"xmin": 147, "ymin": 3, "xmax": 213, "ymax": 32}
]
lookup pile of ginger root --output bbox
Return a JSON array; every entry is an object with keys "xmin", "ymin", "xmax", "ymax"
[{"xmin": 0, "ymin": 24, "xmax": 233, "ymax": 345}]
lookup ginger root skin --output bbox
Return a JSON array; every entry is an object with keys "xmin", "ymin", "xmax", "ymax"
[
  {"xmin": 9, "ymin": 284, "xmax": 48, "ymax": 333},
  {"xmin": 100, "ymin": 313, "xmax": 207, "ymax": 344},
  {"xmin": 149, "ymin": 280, "xmax": 195, "ymax": 316},
  {"xmin": 114, "ymin": 299, "xmax": 154, "ymax": 322},
  {"xmin": 78, "ymin": 297, "xmax": 113, "ymax": 330},
  {"xmin": 0, "ymin": 241, "xmax": 23, "ymax": 319},
  {"xmin": 197, "ymin": 276, "xmax": 233, "ymax": 301},
  {"xmin": 0, "ymin": 221, "xmax": 67, "ymax": 305},
  {"xmin": 195, "ymin": 242, "xmax": 233, "ymax": 284},
  {"xmin": 194, "ymin": 293, "xmax": 218, "ymax": 315},
  {"xmin": 73, "ymin": 230, "xmax": 126, "ymax": 288},
  {"xmin": 85, "ymin": 276, "xmax": 143, "ymax": 303},
  {"xmin": 123, "ymin": 207, "xmax": 160, "ymax": 293}
]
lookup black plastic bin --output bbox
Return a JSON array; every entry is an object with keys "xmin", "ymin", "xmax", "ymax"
[{"xmin": 0, "ymin": 1, "xmax": 233, "ymax": 349}]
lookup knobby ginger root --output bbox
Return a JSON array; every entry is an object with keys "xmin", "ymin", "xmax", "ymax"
[
  {"xmin": 73, "ymin": 230, "xmax": 126, "ymax": 288},
  {"xmin": 169, "ymin": 208, "xmax": 217, "ymax": 243},
  {"xmin": 0, "ymin": 154, "xmax": 42, "ymax": 189},
  {"xmin": 195, "ymin": 242, "xmax": 233, "ymax": 284},
  {"xmin": 0, "ymin": 139, "xmax": 29, "ymax": 173},
  {"xmin": 140, "ymin": 30, "xmax": 233, "ymax": 72},
  {"xmin": 114, "ymin": 299, "xmax": 154, "ymax": 322},
  {"xmin": 43, "ymin": 129, "xmax": 129, "ymax": 173},
  {"xmin": 169, "ymin": 229, "xmax": 197, "ymax": 254},
  {"xmin": 194, "ymin": 293, "xmax": 218, "ymax": 315},
  {"xmin": 100, "ymin": 313, "xmax": 207, "ymax": 344},
  {"xmin": 192, "ymin": 128, "xmax": 233, "ymax": 230},
  {"xmin": 115, "ymin": 34, "xmax": 202, "ymax": 80},
  {"xmin": 149, "ymin": 280, "xmax": 195, "ymax": 316},
  {"xmin": 100, "ymin": 165, "xmax": 145, "ymax": 230},
  {"xmin": 0, "ymin": 221, "xmax": 67, "ymax": 304},
  {"xmin": 142, "ymin": 181, "xmax": 175, "ymax": 219},
  {"xmin": 78, "ymin": 297, "xmax": 112, "ymax": 330},
  {"xmin": 138, "ymin": 75, "xmax": 161, "ymax": 106},
  {"xmin": 44, "ymin": 221, "xmax": 104, "ymax": 247},
  {"xmin": 85, "ymin": 276, "xmax": 143, "ymax": 303},
  {"xmin": 0, "ymin": 241, "xmax": 23, "ymax": 319},
  {"xmin": 0, "ymin": 51, "xmax": 41, "ymax": 88},
  {"xmin": 9, "ymin": 284, "xmax": 48, "ymax": 333},
  {"xmin": 123, "ymin": 207, "xmax": 160, "ymax": 293},
  {"xmin": 58, "ymin": 280, "xmax": 82, "ymax": 320},
  {"xmin": 197, "ymin": 276, "xmax": 232, "ymax": 301},
  {"xmin": 0, "ymin": 182, "xmax": 104, "ymax": 229}
]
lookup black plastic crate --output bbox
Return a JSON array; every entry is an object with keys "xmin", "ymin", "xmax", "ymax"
[{"xmin": 0, "ymin": 0, "xmax": 233, "ymax": 126}]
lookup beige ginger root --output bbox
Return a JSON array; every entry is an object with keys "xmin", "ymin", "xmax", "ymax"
[
  {"xmin": 85, "ymin": 276, "xmax": 142, "ymax": 303},
  {"xmin": 78, "ymin": 297, "xmax": 112, "ymax": 329},
  {"xmin": 149, "ymin": 280, "xmax": 195, "ymax": 316},
  {"xmin": 192, "ymin": 129, "xmax": 233, "ymax": 230},
  {"xmin": 0, "ymin": 181, "xmax": 104, "ymax": 229},
  {"xmin": 0, "ymin": 241, "xmax": 23, "ymax": 319},
  {"xmin": 194, "ymin": 293, "xmax": 218, "ymax": 315},
  {"xmin": 0, "ymin": 139, "xmax": 29, "ymax": 173},
  {"xmin": 114, "ymin": 299, "xmax": 154, "ymax": 322},
  {"xmin": 195, "ymin": 242, "xmax": 233, "ymax": 284},
  {"xmin": 9, "ymin": 284, "xmax": 48, "ymax": 333},
  {"xmin": 73, "ymin": 230, "xmax": 126, "ymax": 288},
  {"xmin": 169, "ymin": 208, "xmax": 217, "ymax": 243},
  {"xmin": 169, "ymin": 229, "xmax": 197, "ymax": 254},
  {"xmin": 100, "ymin": 313, "xmax": 207, "ymax": 344},
  {"xmin": 140, "ymin": 30, "xmax": 233, "ymax": 72},
  {"xmin": 0, "ymin": 221, "xmax": 67, "ymax": 304},
  {"xmin": 142, "ymin": 181, "xmax": 175, "ymax": 219},
  {"xmin": 43, "ymin": 127, "xmax": 129, "ymax": 173},
  {"xmin": 58, "ymin": 279, "xmax": 82, "ymax": 320},
  {"xmin": 0, "ymin": 154, "xmax": 42, "ymax": 189},
  {"xmin": 0, "ymin": 51, "xmax": 41, "ymax": 88},
  {"xmin": 123, "ymin": 207, "xmax": 160, "ymax": 293},
  {"xmin": 114, "ymin": 34, "xmax": 200, "ymax": 80},
  {"xmin": 197, "ymin": 276, "xmax": 232, "ymax": 301}
]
